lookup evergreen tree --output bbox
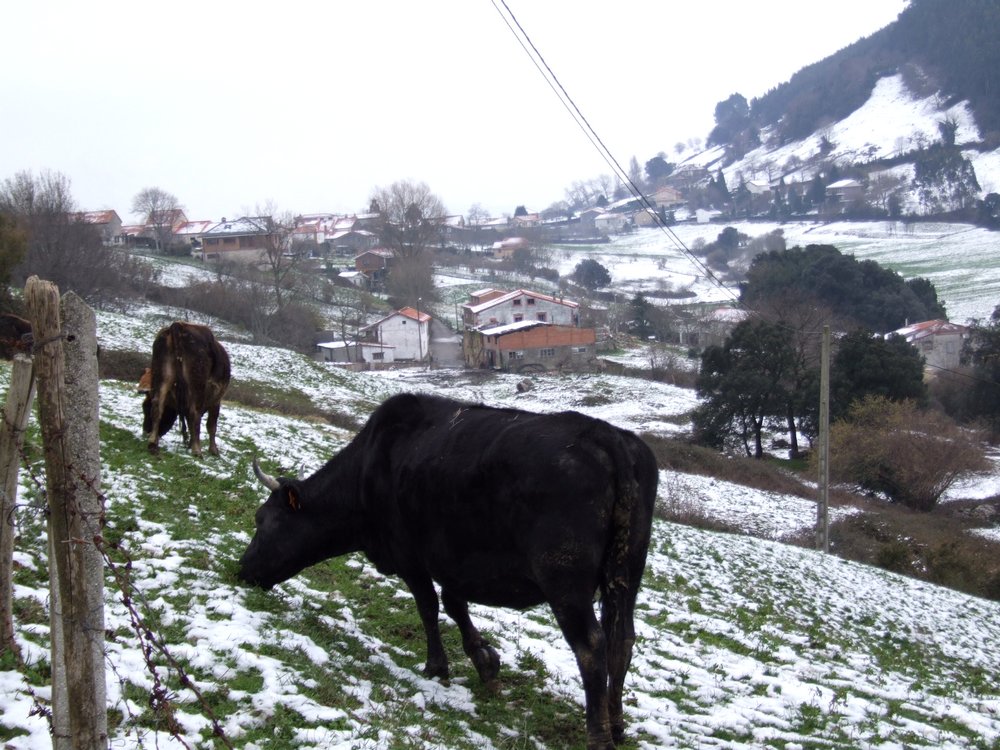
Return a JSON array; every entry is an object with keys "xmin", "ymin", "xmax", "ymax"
[
  {"xmin": 571, "ymin": 259, "xmax": 611, "ymax": 291},
  {"xmin": 828, "ymin": 328, "xmax": 927, "ymax": 423},
  {"xmin": 693, "ymin": 318, "xmax": 795, "ymax": 458},
  {"xmin": 962, "ymin": 305, "xmax": 1000, "ymax": 438}
]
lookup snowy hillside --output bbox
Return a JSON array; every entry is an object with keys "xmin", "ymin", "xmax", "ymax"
[
  {"xmin": 681, "ymin": 72, "xmax": 1000, "ymax": 214},
  {"xmin": 2, "ymin": 301, "xmax": 1000, "ymax": 749}
]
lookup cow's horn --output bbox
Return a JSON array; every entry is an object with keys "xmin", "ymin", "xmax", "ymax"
[{"xmin": 252, "ymin": 457, "xmax": 281, "ymax": 491}]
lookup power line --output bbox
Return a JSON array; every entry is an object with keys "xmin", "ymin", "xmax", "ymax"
[
  {"xmin": 489, "ymin": 0, "xmax": 740, "ymax": 305},
  {"xmin": 489, "ymin": 0, "xmax": 995, "ymax": 387}
]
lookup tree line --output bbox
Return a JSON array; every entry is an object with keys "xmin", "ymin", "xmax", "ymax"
[{"xmin": 692, "ymin": 244, "xmax": 994, "ymax": 512}]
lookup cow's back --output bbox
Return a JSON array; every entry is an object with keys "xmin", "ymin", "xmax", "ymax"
[{"xmin": 358, "ymin": 393, "xmax": 656, "ymax": 609}]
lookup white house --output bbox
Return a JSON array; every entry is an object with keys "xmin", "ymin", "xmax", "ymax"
[
  {"xmin": 461, "ymin": 289, "xmax": 580, "ymax": 329},
  {"xmin": 361, "ymin": 306, "xmax": 431, "ymax": 362},
  {"xmin": 594, "ymin": 212, "xmax": 631, "ymax": 233},
  {"xmin": 891, "ymin": 319, "xmax": 968, "ymax": 372}
]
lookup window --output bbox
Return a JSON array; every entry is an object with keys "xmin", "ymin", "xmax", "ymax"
[
  {"xmin": 513, "ymin": 314, "xmax": 523, "ymax": 322},
  {"xmin": 513, "ymin": 298, "xmax": 522, "ymax": 306},
  {"xmin": 540, "ymin": 348, "xmax": 555, "ymax": 357},
  {"xmin": 536, "ymin": 313, "xmax": 547, "ymax": 321},
  {"xmin": 526, "ymin": 298, "xmax": 536, "ymax": 305},
  {"xmin": 509, "ymin": 350, "xmax": 524, "ymax": 359},
  {"xmin": 574, "ymin": 346, "xmax": 589, "ymax": 354},
  {"xmin": 371, "ymin": 352, "xmax": 384, "ymax": 360}
]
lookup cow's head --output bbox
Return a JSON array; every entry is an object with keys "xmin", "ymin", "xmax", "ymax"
[
  {"xmin": 238, "ymin": 458, "xmax": 323, "ymax": 590},
  {"xmin": 140, "ymin": 368, "xmax": 179, "ymax": 438}
]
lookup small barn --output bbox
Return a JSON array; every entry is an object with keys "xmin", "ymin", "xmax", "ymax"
[{"xmin": 316, "ymin": 340, "xmax": 395, "ymax": 365}]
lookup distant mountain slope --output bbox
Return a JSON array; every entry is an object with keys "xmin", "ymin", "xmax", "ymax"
[
  {"xmin": 674, "ymin": 0, "xmax": 1000, "ymax": 220},
  {"xmin": 749, "ymin": 0, "xmax": 1000, "ymax": 145}
]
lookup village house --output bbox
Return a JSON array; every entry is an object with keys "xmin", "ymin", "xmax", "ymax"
[
  {"xmin": 891, "ymin": 319, "xmax": 969, "ymax": 372},
  {"xmin": 330, "ymin": 229, "xmax": 377, "ymax": 256},
  {"xmin": 353, "ymin": 247, "xmax": 394, "ymax": 284},
  {"xmin": 826, "ymin": 178, "xmax": 865, "ymax": 209},
  {"xmin": 491, "ymin": 236, "xmax": 529, "ymax": 260},
  {"xmin": 200, "ymin": 216, "xmax": 276, "ymax": 262},
  {"xmin": 173, "ymin": 219, "xmax": 215, "ymax": 252},
  {"xmin": 461, "ymin": 288, "xmax": 580, "ymax": 329},
  {"xmin": 649, "ymin": 185, "xmax": 684, "ymax": 208},
  {"xmin": 76, "ymin": 210, "xmax": 123, "ymax": 245},
  {"xmin": 594, "ymin": 212, "xmax": 631, "ymax": 234},
  {"xmin": 463, "ymin": 320, "xmax": 596, "ymax": 372},
  {"xmin": 361, "ymin": 306, "xmax": 431, "ymax": 362}
]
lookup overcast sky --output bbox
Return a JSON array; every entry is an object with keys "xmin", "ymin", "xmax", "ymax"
[{"xmin": 1, "ymin": 0, "xmax": 907, "ymax": 223}]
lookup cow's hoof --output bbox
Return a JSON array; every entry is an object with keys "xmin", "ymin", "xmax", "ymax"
[
  {"xmin": 147, "ymin": 444, "xmax": 159, "ymax": 455},
  {"xmin": 472, "ymin": 645, "xmax": 500, "ymax": 683},
  {"xmin": 611, "ymin": 722, "xmax": 625, "ymax": 745},
  {"xmin": 586, "ymin": 735, "xmax": 615, "ymax": 750},
  {"xmin": 422, "ymin": 660, "xmax": 449, "ymax": 680}
]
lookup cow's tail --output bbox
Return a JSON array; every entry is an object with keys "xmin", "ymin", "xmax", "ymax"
[
  {"xmin": 168, "ymin": 323, "xmax": 191, "ymax": 435},
  {"xmin": 600, "ymin": 429, "xmax": 656, "ymax": 730}
]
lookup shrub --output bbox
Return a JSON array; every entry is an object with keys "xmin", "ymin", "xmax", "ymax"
[{"xmin": 826, "ymin": 396, "xmax": 988, "ymax": 511}]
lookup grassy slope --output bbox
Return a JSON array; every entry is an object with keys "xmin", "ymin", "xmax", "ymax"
[{"xmin": 3, "ymin": 325, "xmax": 1000, "ymax": 749}]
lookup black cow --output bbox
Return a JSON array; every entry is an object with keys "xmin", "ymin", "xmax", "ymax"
[
  {"xmin": 142, "ymin": 321, "xmax": 231, "ymax": 456},
  {"xmin": 239, "ymin": 392, "xmax": 658, "ymax": 749}
]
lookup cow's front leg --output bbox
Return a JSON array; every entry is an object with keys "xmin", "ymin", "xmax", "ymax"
[
  {"xmin": 441, "ymin": 589, "xmax": 500, "ymax": 683},
  {"xmin": 406, "ymin": 576, "xmax": 449, "ymax": 679}
]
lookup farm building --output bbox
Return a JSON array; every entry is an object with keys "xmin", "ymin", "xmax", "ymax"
[{"xmin": 464, "ymin": 320, "xmax": 596, "ymax": 372}]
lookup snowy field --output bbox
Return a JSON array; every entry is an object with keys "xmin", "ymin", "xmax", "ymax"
[
  {"xmin": 2, "ymin": 295, "xmax": 1000, "ymax": 749},
  {"xmin": 544, "ymin": 220, "xmax": 1000, "ymax": 327}
]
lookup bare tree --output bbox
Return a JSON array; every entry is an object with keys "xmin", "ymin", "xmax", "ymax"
[
  {"xmin": 369, "ymin": 180, "xmax": 446, "ymax": 260},
  {"xmin": 627, "ymin": 156, "xmax": 644, "ymax": 190},
  {"xmin": 253, "ymin": 204, "xmax": 299, "ymax": 312},
  {"xmin": 1, "ymin": 170, "xmax": 151, "ymax": 308},
  {"xmin": 131, "ymin": 186, "xmax": 182, "ymax": 252},
  {"xmin": 467, "ymin": 203, "xmax": 490, "ymax": 225}
]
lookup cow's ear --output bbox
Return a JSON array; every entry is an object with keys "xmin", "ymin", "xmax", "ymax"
[{"xmin": 286, "ymin": 486, "xmax": 301, "ymax": 512}]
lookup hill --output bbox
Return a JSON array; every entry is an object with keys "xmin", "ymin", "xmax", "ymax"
[
  {"xmin": 680, "ymin": 0, "xmax": 1000, "ymax": 221},
  {"xmin": 2, "ymin": 297, "xmax": 1000, "ymax": 749}
]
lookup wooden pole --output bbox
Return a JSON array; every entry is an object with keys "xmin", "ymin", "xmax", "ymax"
[
  {"xmin": 816, "ymin": 325, "xmax": 831, "ymax": 553},
  {"xmin": 0, "ymin": 355, "xmax": 36, "ymax": 657},
  {"xmin": 25, "ymin": 278, "xmax": 106, "ymax": 750}
]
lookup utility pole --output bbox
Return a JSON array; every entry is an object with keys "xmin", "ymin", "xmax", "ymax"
[{"xmin": 816, "ymin": 325, "xmax": 830, "ymax": 552}]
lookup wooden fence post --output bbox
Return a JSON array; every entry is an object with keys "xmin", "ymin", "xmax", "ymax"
[
  {"xmin": 25, "ymin": 278, "xmax": 106, "ymax": 750},
  {"xmin": 0, "ymin": 355, "xmax": 36, "ymax": 657}
]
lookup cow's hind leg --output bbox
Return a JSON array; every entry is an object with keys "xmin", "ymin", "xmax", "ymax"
[
  {"xmin": 441, "ymin": 589, "xmax": 500, "ymax": 683},
  {"xmin": 550, "ymin": 600, "xmax": 614, "ymax": 750},
  {"xmin": 406, "ymin": 575, "xmax": 449, "ymax": 679},
  {"xmin": 187, "ymin": 410, "xmax": 203, "ymax": 457},
  {"xmin": 601, "ymin": 579, "xmax": 638, "ymax": 745},
  {"xmin": 206, "ymin": 402, "xmax": 222, "ymax": 456}
]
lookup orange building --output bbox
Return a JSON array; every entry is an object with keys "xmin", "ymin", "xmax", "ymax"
[{"xmin": 464, "ymin": 321, "xmax": 596, "ymax": 372}]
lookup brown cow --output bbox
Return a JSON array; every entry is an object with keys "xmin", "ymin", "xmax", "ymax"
[
  {"xmin": 0, "ymin": 314, "xmax": 32, "ymax": 359},
  {"xmin": 142, "ymin": 321, "xmax": 231, "ymax": 456}
]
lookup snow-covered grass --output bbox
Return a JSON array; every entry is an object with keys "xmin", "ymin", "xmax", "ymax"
[
  {"xmin": 545, "ymin": 220, "xmax": 1000, "ymax": 326},
  {"xmin": 2, "ymin": 296, "xmax": 1000, "ymax": 749}
]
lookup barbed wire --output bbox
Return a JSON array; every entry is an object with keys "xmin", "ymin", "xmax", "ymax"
[{"xmin": 9, "ymin": 440, "xmax": 234, "ymax": 749}]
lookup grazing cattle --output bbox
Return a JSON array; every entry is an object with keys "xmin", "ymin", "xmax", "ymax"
[
  {"xmin": 142, "ymin": 321, "xmax": 230, "ymax": 456},
  {"xmin": 0, "ymin": 314, "xmax": 32, "ymax": 358},
  {"xmin": 239, "ymin": 392, "xmax": 658, "ymax": 749}
]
